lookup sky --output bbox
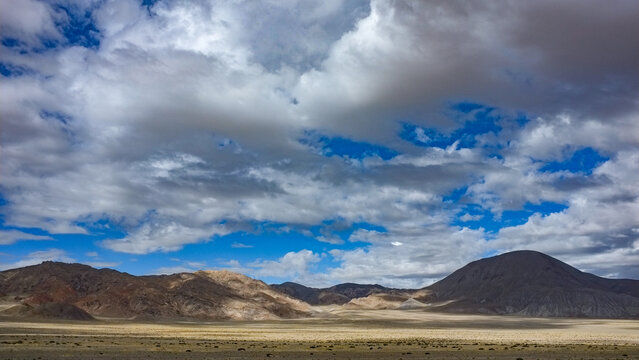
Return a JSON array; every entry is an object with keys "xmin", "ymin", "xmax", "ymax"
[{"xmin": 0, "ymin": 0, "xmax": 638, "ymax": 288}]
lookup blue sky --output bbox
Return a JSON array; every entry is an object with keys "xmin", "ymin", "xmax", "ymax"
[{"xmin": 0, "ymin": 0, "xmax": 638, "ymax": 287}]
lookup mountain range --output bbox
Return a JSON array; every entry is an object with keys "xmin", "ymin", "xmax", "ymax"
[
  {"xmin": 0, "ymin": 262, "xmax": 310, "ymax": 321},
  {"xmin": 1, "ymin": 250, "xmax": 638, "ymax": 320}
]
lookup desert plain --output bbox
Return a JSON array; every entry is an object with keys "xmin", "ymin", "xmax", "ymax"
[{"xmin": 1, "ymin": 307, "xmax": 638, "ymax": 360}]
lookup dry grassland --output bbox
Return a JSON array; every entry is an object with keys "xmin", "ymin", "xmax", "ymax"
[{"xmin": 1, "ymin": 308, "xmax": 638, "ymax": 359}]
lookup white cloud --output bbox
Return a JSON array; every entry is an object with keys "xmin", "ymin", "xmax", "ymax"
[
  {"xmin": 493, "ymin": 150, "xmax": 639, "ymax": 278},
  {"xmin": 0, "ymin": 229, "xmax": 53, "ymax": 245},
  {"xmin": 151, "ymin": 266, "xmax": 196, "ymax": 275},
  {"xmin": 101, "ymin": 221, "xmax": 229, "ymax": 254},
  {"xmin": 459, "ymin": 213, "xmax": 482, "ymax": 222},
  {"xmin": 186, "ymin": 261, "xmax": 206, "ymax": 268},
  {"xmin": 250, "ymin": 250, "xmax": 321, "ymax": 279},
  {"xmin": 348, "ymin": 229, "xmax": 385, "ymax": 243},
  {"xmin": 414, "ymin": 127, "xmax": 430, "ymax": 143},
  {"xmin": 0, "ymin": 0, "xmax": 637, "ymax": 283},
  {"xmin": 0, "ymin": 0, "xmax": 61, "ymax": 44},
  {"xmin": 149, "ymin": 259, "xmax": 207, "ymax": 275},
  {"xmin": 327, "ymin": 224, "xmax": 488, "ymax": 288},
  {"xmin": 85, "ymin": 261, "xmax": 120, "ymax": 268},
  {"xmin": 315, "ymin": 236, "xmax": 344, "ymax": 245},
  {"xmin": 231, "ymin": 242, "xmax": 253, "ymax": 248}
]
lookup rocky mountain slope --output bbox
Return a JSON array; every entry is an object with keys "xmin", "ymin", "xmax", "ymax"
[
  {"xmin": 0, "ymin": 262, "xmax": 310, "ymax": 321},
  {"xmin": 270, "ymin": 282, "xmax": 394, "ymax": 305},
  {"xmin": 414, "ymin": 250, "xmax": 639, "ymax": 318}
]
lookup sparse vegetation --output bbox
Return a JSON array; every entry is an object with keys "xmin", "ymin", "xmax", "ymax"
[{"xmin": 0, "ymin": 310, "xmax": 637, "ymax": 359}]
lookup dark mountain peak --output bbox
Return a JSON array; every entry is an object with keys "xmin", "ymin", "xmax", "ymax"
[
  {"xmin": 276, "ymin": 282, "xmax": 316, "ymax": 289},
  {"xmin": 330, "ymin": 283, "xmax": 386, "ymax": 290},
  {"xmin": 427, "ymin": 250, "xmax": 588, "ymax": 295},
  {"xmin": 445, "ymin": 250, "xmax": 582, "ymax": 284},
  {"xmin": 422, "ymin": 250, "xmax": 639, "ymax": 318},
  {"xmin": 328, "ymin": 283, "xmax": 389, "ymax": 299},
  {"xmin": 25, "ymin": 261, "xmax": 93, "ymax": 271},
  {"xmin": 465, "ymin": 250, "xmax": 566, "ymax": 270},
  {"xmin": 4, "ymin": 261, "xmax": 126, "ymax": 278}
]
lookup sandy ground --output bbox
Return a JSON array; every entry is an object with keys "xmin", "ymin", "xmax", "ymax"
[{"xmin": 1, "ymin": 308, "xmax": 638, "ymax": 359}]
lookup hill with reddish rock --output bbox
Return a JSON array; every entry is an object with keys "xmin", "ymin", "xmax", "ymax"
[{"xmin": 0, "ymin": 261, "xmax": 310, "ymax": 321}]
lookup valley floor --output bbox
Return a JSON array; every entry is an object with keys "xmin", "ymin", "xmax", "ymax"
[{"xmin": 0, "ymin": 308, "xmax": 638, "ymax": 359}]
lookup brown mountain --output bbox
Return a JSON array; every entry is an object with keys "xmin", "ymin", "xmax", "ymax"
[
  {"xmin": 415, "ymin": 250, "xmax": 639, "ymax": 318},
  {"xmin": 270, "ymin": 282, "xmax": 394, "ymax": 305},
  {"xmin": 0, "ymin": 261, "xmax": 310, "ymax": 321}
]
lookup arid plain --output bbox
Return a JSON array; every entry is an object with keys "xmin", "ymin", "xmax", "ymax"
[{"xmin": 1, "ymin": 307, "xmax": 638, "ymax": 360}]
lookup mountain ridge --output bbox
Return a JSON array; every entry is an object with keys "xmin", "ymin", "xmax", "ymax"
[
  {"xmin": 270, "ymin": 282, "xmax": 399, "ymax": 305},
  {"xmin": 0, "ymin": 261, "xmax": 311, "ymax": 321},
  {"xmin": 275, "ymin": 250, "xmax": 639, "ymax": 318},
  {"xmin": 2, "ymin": 250, "xmax": 638, "ymax": 320}
]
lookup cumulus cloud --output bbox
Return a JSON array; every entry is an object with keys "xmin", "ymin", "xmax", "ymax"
[
  {"xmin": 0, "ymin": 0, "xmax": 61, "ymax": 44},
  {"xmin": 250, "ymin": 250, "xmax": 321, "ymax": 279},
  {"xmin": 0, "ymin": 0, "xmax": 637, "ymax": 284},
  {"xmin": 102, "ymin": 221, "xmax": 229, "ymax": 254},
  {"xmin": 328, "ymin": 223, "xmax": 488, "ymax": 288},
  {"xmin": 492, "ymin": 150, "xmax": 639, "ymax": 278}
]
